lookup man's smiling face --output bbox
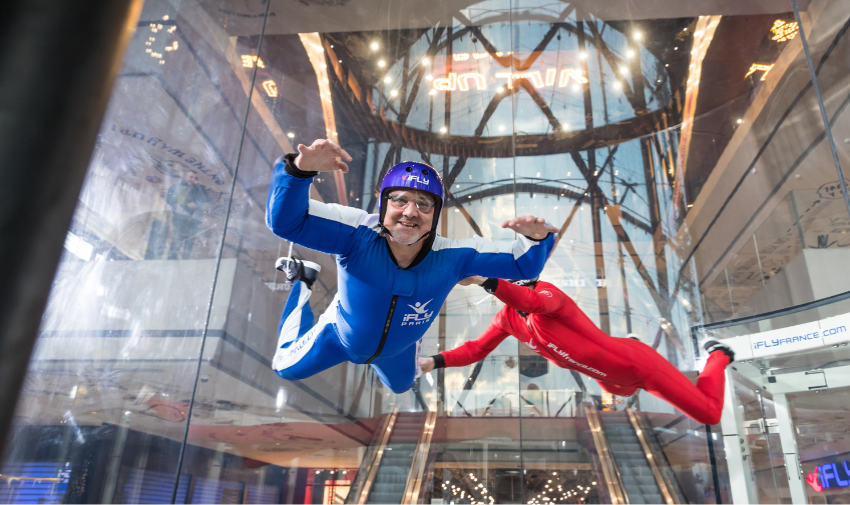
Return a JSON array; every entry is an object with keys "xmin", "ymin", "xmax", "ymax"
[{"xmin": 382, "ymin": 189, "xmax": 435, "ymax": 245}]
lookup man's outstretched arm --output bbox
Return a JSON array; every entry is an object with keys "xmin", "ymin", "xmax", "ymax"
[
  {"xmin": 266, "ymin": 139, "xmax": 368, "ymax": 256},
  {"xmin": 454, "ymin": 218, "xmax": 557, "ymax": 281}
]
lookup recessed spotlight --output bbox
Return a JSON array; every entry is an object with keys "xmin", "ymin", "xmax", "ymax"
[
  {"xmin": 370, "ymin": 42, "xmax": 379, "ymax": 50},
  {"xmin": 440, "ymin": 126, "xmax": 447, "ymax": 133},
  {"xmin": 390, "ymin": 89, "xmax": 398, "ymax": 97},
  {"xmin": 422, "ymin": 58, "xmax": 429, "ymax": 65},
  {"xmin": 429, "ymin": 89, "xmax": 437, "ymax": 95},
  {"xmin": 287, "ymin": 132, "xmax": 295, "ymax": 138},
  {"xmin": 377, "ymin": 60, "xmax": 386, "ymax": 67},
  {"xmin": 384, "ymin": 76, "xmax": 391, "ymax": 83},
  {"xmin": 737, "ymin": 119, "xmax": 743, "ymax": 124}
]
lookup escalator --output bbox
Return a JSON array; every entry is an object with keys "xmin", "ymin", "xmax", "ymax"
[
  {"xmin": 599, "ymin": 411, "xmax": 665, "ymax": 504},
  {"xmin": 347, "ymin": 409, "xmax": 437, "ymax": 505},
  {"xmin": 366, "ymin": 412, "xmax": 427, "ymax": 503},
  {"xmin": 584, "ymin": 401, "xmax": 686, "ymax": 504}
]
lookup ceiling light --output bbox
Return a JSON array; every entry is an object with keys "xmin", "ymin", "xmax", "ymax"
[
  {"xmin": 429, "ymin": 89, "xmax": 437, "ymax": 96},
  {"xmin": 287, "ymin": 132, "xmax": 295, "ymax": 138},
  {"xmin": 377, "ymin": 60, "xmax": 386, "ymax": 67},
  {"xmin": 634, "ymin": 31, "xmax": 643, "ymax": 41},
  {"xmin": 579, "ymin": 52, "xmax": 587, "ymax": 59},
  {"xmin": 440, "ymin": 126, "xmax": 447, "ymax": 133},
  {"xmin": 626, "ymin": 50, "xmax": 635, "ymax": 58},
  {"xmin": 371, "ymin": 42, "xmax": 379, "ymax": 50},
  {"xmin": 422, "ymin": 58, "xmax": 429, "ymax": 65},
  {"xmin": 390, "ymin": 89, "xmax": 398, "ymax": 97},
  {"xmin": 737, "ymin": 119, "xmax": 743, "ymax": 124},
  {"xmin": 613, "ymin": 82, "xmax": 622, "ymax": 90},
  {"xmin": 384, "ymin": 76, "xmax": 391, "ymax": 83}
]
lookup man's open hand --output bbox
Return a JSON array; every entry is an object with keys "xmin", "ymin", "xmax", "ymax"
[
  {"xmin": 501, "ymin": 215, "xmax": 558, "ymax": 240},
  {"xmin": 293, "ymin": 139, "xmax": 353, "ymax": 173}
]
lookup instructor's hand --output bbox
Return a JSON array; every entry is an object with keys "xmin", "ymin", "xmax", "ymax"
[
  {"xmin": 419, "ymin": 357, "xmax": 435, "ymax": 374},
  {"xmin": 501, "ymin": 215, "xmax": 559, "ymax": 240},
  {"xmin": 458, "ymin": 276, "xmax": 486, "ymax": 286},
  {"xmin": 294, "ymin": 138, "xmax": 353, "ymax": 173}
]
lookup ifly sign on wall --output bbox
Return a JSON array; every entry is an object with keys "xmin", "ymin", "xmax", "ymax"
[
  {"xmin": 805, "ymin": 460, "xmax": 850, "ymax": 493},
  {"xmin": 718, "ymin": 313, "xmax": 850, "ymax": 361}
]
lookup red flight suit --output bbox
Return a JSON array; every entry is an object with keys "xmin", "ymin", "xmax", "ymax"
[{"xmin": 439, "ymin": 279, "xmax": 729, "ymax": 425}]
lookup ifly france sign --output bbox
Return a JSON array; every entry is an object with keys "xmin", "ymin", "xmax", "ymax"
[{"xmin": 722, "ymin": 313, "xmax": 850, "ymax": 361}]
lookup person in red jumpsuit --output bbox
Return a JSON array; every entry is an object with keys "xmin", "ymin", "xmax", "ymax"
[{"xmin": 419, "ymin": 276, "xmax": 735, "ymax": 425}]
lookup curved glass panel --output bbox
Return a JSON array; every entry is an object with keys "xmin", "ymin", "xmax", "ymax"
[{"xmin": 1, "ymin": 0, "xmax": 269, "ymax": 502}]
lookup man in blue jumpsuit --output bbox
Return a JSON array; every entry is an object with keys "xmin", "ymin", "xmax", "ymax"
[{"xmin": 266, "ymin": 139, "xmax": 557, "ymax": 394}]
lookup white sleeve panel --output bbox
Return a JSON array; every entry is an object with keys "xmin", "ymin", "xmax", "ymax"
[
  {"xmin": 432, "ymin": 234, "xmax": 537, "ymax": 259},
  {"xmin": 308, "ymin": 200, "xmax": 377, "ymax": 229}
]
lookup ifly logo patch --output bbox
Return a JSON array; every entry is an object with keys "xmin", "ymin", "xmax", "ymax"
[
  {"xmin": 401, "ymin": 174, "xmax": 430, "ymax": 185},
  {"xmin": 402, "ymin": 299, "xmax": 434, "ymax": 326}
]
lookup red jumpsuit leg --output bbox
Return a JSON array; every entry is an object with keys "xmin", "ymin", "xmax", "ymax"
[
  {"xmin": 597, "ymin": 379, "xmax": 638, "ymax": 397},
  {"xmin": 639, "ymin": 350, "xmax": 731, "ymax": 425}
]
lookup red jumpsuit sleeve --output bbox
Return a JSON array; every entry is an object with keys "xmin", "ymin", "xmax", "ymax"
[
  {"xmin": 441, "ymin": 310, "xmax": 512, "ymax": 367},
  {"xmin": 491, "ymin": 279, "xmax": 566, "ymax": 315}
]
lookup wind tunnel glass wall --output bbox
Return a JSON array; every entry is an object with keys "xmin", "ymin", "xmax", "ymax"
[{"xmin": 4, "ymin": 0, "xmax": 850, "ymax": 504}]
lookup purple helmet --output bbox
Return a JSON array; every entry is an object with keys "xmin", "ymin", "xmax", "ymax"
[{"xmin": 378, "ymin": 161, "xmax": 444, "ymax": 234}]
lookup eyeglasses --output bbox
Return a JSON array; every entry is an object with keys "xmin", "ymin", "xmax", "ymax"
[{"xmin": 387, "ymin": 192, "xmax": 436, "ymax": 213}]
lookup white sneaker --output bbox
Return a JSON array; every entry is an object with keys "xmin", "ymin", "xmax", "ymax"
[{"xmin": 275, "ymin": 258, "xmax": 321, "ymax": 288}]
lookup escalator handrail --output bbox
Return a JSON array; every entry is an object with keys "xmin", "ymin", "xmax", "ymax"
[
  {"xmin": 626, "ymin": 408, "xmax": 687, "ymax": 505},
  {"xmin": 350, "ymin": 406, "xmax": 399, "ymax": 504},
  {"xmin": 401, "ymin": 410, "xmax": 438, "ymax": 504},
  {"xmin": 583, "ymin": 400, "xmax": 629, "ymax": 505}
]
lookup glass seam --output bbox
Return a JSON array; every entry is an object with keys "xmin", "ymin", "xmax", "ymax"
[
  {"xmin": 792, "ymin": 0, "xmax": 850, "ymax": 219},
  {"xmin": 168, "ymin": 1, "xmax": 272, "ymax": 502}
]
